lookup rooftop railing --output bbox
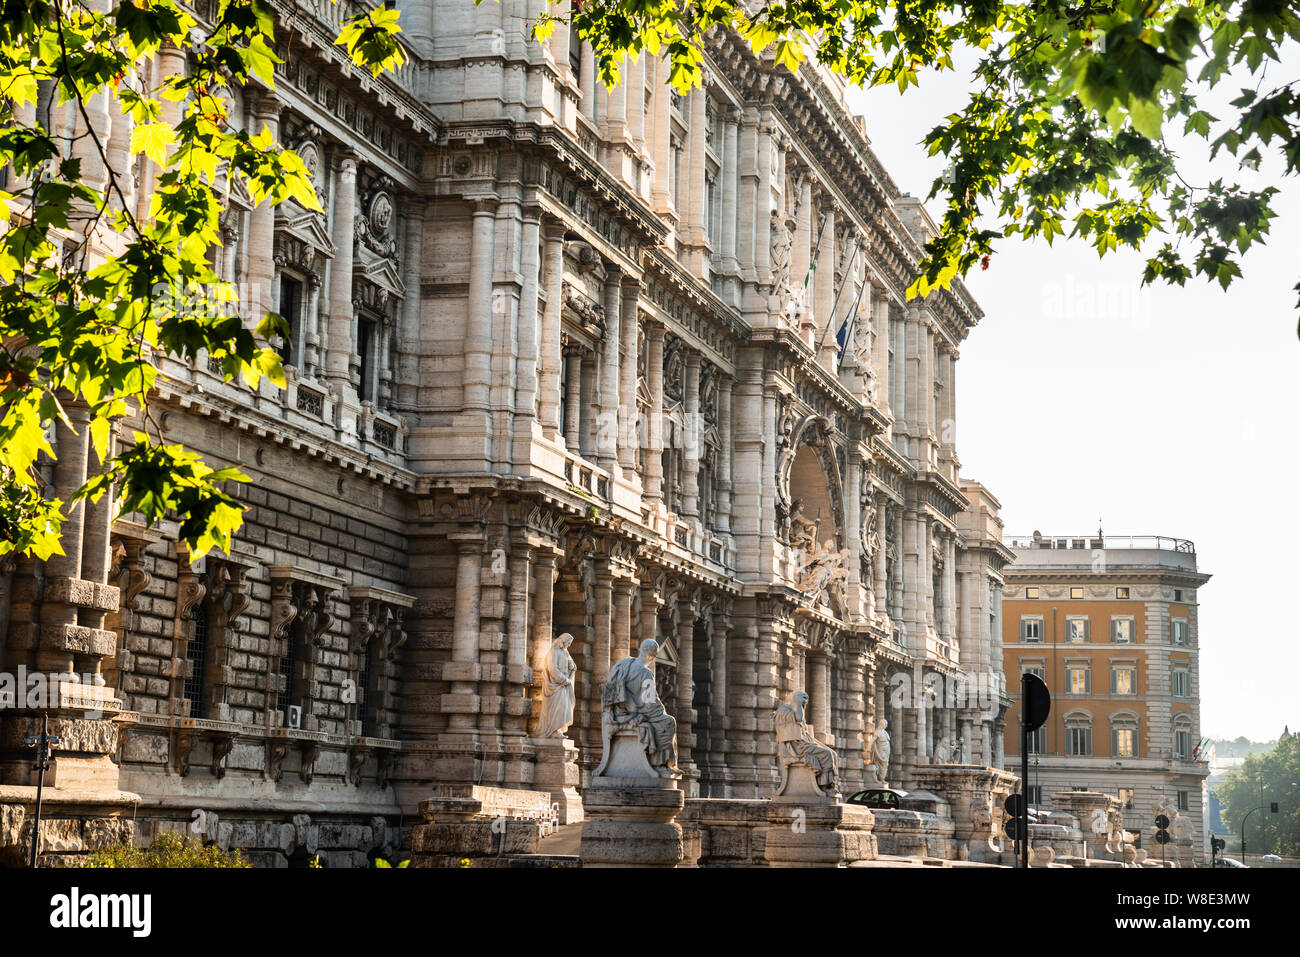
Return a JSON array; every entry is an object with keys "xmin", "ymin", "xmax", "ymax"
[{"xmin": 1004, "ymin": 534, "xmax": 1195, "ymax": 554}]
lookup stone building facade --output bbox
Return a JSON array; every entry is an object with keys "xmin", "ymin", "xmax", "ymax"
[
  {"xmin": 1000, "ymin": 534, "xmax": 1212, "ymax": 865},
  {"xmin": 0, "ymin": 0, "xmax": 1013, "ymax": 865}
]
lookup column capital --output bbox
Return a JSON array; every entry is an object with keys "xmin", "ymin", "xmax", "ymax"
[
  {"xmin": 331, "ymin": 148, "xmax": 357, "ymax": 175},
  {"xmin": 468, "ymin": 194, "xmax": 500, "ymax": 216}
]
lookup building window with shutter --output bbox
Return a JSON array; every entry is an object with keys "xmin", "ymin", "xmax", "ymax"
[
  {"xmin": 1172, "ymin": 668, "xmax": 1190, "ymax": 697},
  {"xmin": 1177, "ymin": 790, "xmax": 1189, "ymax": 811},
  {"xmin": 1065, "ymin": 616, "xmax": 1089, "ymax": 643},
  {"xmin": 1118, "ymin": 787, "xmax": 1135, "ymax": 809},
  {"xmin": 1021, "ymin": 617, "xmax": 1044, "ymax": 642},
  {"xmin": 1066, "ymin": 664, "xmax": 1090, "ymax": 694},
  {"xmin": 1111, "ymin": 616, "xmax": 1134, "ymax": 643},
  {"xmin": 1173, "ymin": 723, "xmax": 1193, "ymax": 759},
  {"xmin": 1027, "ymin": 727, "xmax": 1046, "ymax": 755},
  {"xmin": 1111, "ymin": 723, "xmax": 1137, "ymax": 758},
  {"xmin": 1171, "ymin": 619, "xmax": 1188, "ymax": 645},
  {"xmin": 1111, "ymin": 665, "xmax": 1136, "ymax": 695},
  {"xmin": 1066, "ymin": 722, "xmax": 1092, "ymax": 756}
]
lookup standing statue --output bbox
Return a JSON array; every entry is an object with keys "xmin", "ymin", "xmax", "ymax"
[
  {"xmin": 866, "ymin": 718, "xmax": 892, "ymax": 786},
  {"xmin": 534, "ymin": 633, "xmax": 577, "ymax": 739},
  {"xmin": 774, "ymin": 690, "xmax": 839, "ymax": 797},
  {"xmin": 933, "ymin": 735, "xmax": 951, "ymax": 765},
  {"xmin": 595, "ymin": 638, "xmax": 681, "ymax": 779}
]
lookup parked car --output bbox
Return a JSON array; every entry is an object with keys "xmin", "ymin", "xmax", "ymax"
[
  {"xmin": 845, "ymin": 788, "xmax": 907, "ymax": 810},
  {"xmin": 1260, "ymin": 854, "xmax": 1283, "ymax": 863},
  {"xmin": 1219, "ymin": 857, "xmax": 1248, "ymax": 868}
]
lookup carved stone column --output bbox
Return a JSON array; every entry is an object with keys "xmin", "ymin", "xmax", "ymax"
[
  {"xmin": 446, "ymin": 533, "xmax": 485, "ymax": 732},
  {"xmin": 715, "ymin": 376, "xmax": 733, "ymax": 531},
  {"xmin": 598, "ymin": 266, "xmax": 622, "ymax": 471},
  {"xmin": 808, "ymin": 650, "xmax": 832, "ymax": 748},
  {"xmin": 324, "ymin": 151, "xmax": 357, "ymax": 388},
  {"xmin": 644, "ymin": 324, "xmax": 666, "ymax": 502},
  {"xmin": 681, "ymin": 352, "xmax": 701, "ymax": 519},
  {"xmin": 513, "ymin": 206, "xmax": 543, "ymax": 459},
  {"xmin": 612, "ymin": 580, "xmax": 636, "ymax": 664},
  {"xmin": 814, "ymin": 201, "xmax": 837, "ymax": 368},
  {"xmin": 563, "ymin": 344, "xmax": 583, "ymax": 451},
  {"xmin": 539, "ymin": 219, "xmax": 566, "ymax": 438},
  {"xmin": 618, "ymin": 281, "xmax": 640, "ymax": 474},
  {"xmin": 675, "ymin": 591, "xmax": 697, "ymax": 788},
  {"xmin": 463, "ymin": 198, "xmax": 498, "ymax": 412}
]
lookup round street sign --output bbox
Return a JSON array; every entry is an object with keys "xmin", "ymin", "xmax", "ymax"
[
  {"xmin": 1155, "ymin": 814, "xmax": 1170, "ymax": 829},
  {"xmin": 1023, "ymin": 672, "xmax": 1051, "ymax": 732},
  {"xmin": 1004, "ymin": 794, "xmax": 1026, "ymax": 817},
  {"xmin": 1005, "ymin": 818, "xmax": 1024, "ymax": 841},
  {"xmin": 1154, "ymin": 831, "xmax": 1171, "ymax": 845}
]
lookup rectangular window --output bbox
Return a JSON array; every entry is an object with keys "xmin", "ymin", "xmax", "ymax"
[
  {"xmin": 1065, "ymin": 617, "xmax": 1090, "ymax": 643},
  {"xmin": 278, "ymin": 274, "xmax": 302, "ymax": 367},
  {"xmin": 1067, "ymin": 666, "xmax": 1090, "ymax": 694},
  {"xmin": 1172, "ymin": 669, "xmax": 1190, "ymax": 697},
  {"xmin": 1027, "ymin": 726, "xmax": 1046, "ymax": 755},
  {"xmin": 1025, "ymin": 586, "xmax": 1039, "ymax": 599},
  {"xmin": 357, "ymin": 318, "xmax": 376, "ymax": 403},
  {"xmin": 1027, "ymin": 785, "xmax": 1042, "ymax": 806},
  {"xmin": 1116, "ymin": 586, "xmax": 1131, "ymax": 599},
  {"xmin": 1177, "ymin": 790, "xmax": 1189, "ymax": 811},
  {"xmin": 1171, "ymin": 619, "xmax": 1188, "ymax": 645},
  {"xmin": 1174, "ymin": 729, "xmax": 1191, "ymax": 759},
  {"xmin": 1020, "ymin": 617, "xmax": 1043, "ymax": 642},
  {"xmin": 1113, "ymin": 727, "xmax": 1136, "ymax": 757},
  {"xmin": 1067, "ymin": 727, "xmax": 1092, "ymax": 756},
  {"xmin": 184, "ymin": 605, "xmax": 209, "ymax": 720},
  {"xmin": 1021, "ymin": 662, "xmax": 1046, "ymax": 680},
  {"xmin": 1173, "ymin": 589, "xmax": 1183, "ymax": 602},
  {"xmin": 1070, "ymin": 586, "xmax": 1084, "ymax": 599},
  {"xmin": 1111, "ymin": 666, "xmax": 1135, "ymax": 695},
  {"xmin": 1118, "ymin": 787, "xmax": 1135, "ymax": 809},
  {"xmin": 1111, "ymin": 617, "xmax": 1133, "ymax": 643}
]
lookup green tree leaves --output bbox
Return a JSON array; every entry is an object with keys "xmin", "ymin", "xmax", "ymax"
[
  {"xmin": 0, "ymin": 0, "xmax": 405, "ymax": 561},
  {"xmin": 544, "ymin": 0, "xmax": 1298, "ymax": 325}
]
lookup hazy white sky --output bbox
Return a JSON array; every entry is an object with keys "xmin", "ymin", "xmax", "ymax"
[{"xmin": 847, "ymin": 53, "xmax": 1299, "ymax": 742}]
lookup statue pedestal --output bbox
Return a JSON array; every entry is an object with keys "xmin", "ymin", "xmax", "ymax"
[
  {"xmin": 911, "ymin": 764, "xmax": 1017, "ymax": 863},
  {"xmin": 579, "ymin": 776, "xmax": 684, "ymax": 868},
  {"xmin": 531, "ymin": 737, "xmax": 584, "ymax": 825},
  {"xmin": 764, "ymin": 796, "xmax": 877, "ymax": 868}
]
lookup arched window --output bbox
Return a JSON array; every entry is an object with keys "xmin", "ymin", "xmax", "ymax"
[
  {"xmin": 1110, "ymin": 712, "xmax": 1140, "ymax": 758},
  {"xmin": 1064, "ymin": 711, "xmax": 1093, "ymax": 756}
]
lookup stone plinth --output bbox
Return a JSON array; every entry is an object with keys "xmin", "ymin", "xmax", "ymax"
[
  {"xmin": 531, "ymin": 737, "xmax": 584, "ymax": 824},
  {"xmin": 679, "ymin": 798, "xmax": 770, "ymax": 866},
  {"xmin": 764, "ymin": 797, "xmax": 877, "ymax": 868},
  {"xmin": 870, "ymin": 808, "xmax": 956, "ymax": 860},
  {"xmin": 579, "ymin": 777, "xmax": 685, "ymax": 868},
  {"xmin": 912, "ymin": 764, "xmax": 1017, "ymax": 863},
  {"xmin": 410, "ymin": 784, "xmax": 551, "ymax": 867}
]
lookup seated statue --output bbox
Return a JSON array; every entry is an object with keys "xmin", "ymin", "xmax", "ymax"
[
  {"xmin": 594, "ymin": 638, "xmax": 681, "ymax": 780},
  {"xmin": 774, "ymin": 689, "xmax": 839, "ymax": 798}
]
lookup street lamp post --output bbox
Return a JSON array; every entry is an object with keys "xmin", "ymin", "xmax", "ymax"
[{"xmin": 24, "ymin": 713, "xmax": 61, "ymax": 869}]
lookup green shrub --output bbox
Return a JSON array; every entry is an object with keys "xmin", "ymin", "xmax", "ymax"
[{"xmin": 83, "ymin": 831, "xmax": 251, "ymax": 868}]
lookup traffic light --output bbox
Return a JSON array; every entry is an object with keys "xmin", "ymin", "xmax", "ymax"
[{"xmin": 1154, "ymin": 814, "xmax": 1171, "ymax": 847}]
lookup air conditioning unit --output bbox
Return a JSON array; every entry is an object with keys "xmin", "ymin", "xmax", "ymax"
[{"xmin": 286, "ymin": 705, "xmax": 303, "ymax": 730}]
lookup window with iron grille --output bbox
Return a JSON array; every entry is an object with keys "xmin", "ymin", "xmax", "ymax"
[
  {"xmin": 184, "ymin": 605, "xmax": 209, "ymax": 719},
  {"xmin": 278, "ymin": 643, "xmax": 296, "ymax": 718},
  {"xmin": 358, "ymin": 645, "xmax": 373, "ymax": 738}
]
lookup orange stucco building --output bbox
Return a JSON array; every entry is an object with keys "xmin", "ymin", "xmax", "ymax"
[{"xmin": 1000, "ymin": 532, "xmax": 1211, "ymax": 864}]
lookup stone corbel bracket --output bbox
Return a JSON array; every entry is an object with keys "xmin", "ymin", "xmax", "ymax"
[
  {"xmin": 270, "ymin": 566, "xmax": 347, "ymax": 646},
  {"xmin": 347, "ymin": 584, "xmax": 415, "ymax": 659},
  {"xmin": 109, "ymin": 519, "xmax": 164, "ymax": 610},
  {"xmin": 202, "ymin": 549, "xmax": 260, "ymax": 633},
  {"xmin": 207, "ymin": 731, "xmax": 235, "ymax": 779}
]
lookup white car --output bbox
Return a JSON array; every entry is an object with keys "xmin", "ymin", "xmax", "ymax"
[{"xmin": 1219, "ymin": 857, "xmax": 1248, "ymax": 868}]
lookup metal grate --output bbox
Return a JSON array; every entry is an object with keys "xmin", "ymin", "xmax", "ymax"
[
  {"xmin": 296, "ymin": 387, "xmax": 324, "ymax": 417},
  {"xmin": 184, "ymin": 605, "xmax": 208, "ymax": 719},
  {"xmin": 357, "ymin": 649, "xmax": 372, "ymax": 737},
  {"xmin": 277, "ymin": 643, "xmax": 295, "ymax": 717}
]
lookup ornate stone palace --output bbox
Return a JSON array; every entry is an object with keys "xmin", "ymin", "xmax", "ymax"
[{"xmin": 0, "ymin": 0, "xmax": 1016, "ymax": 865}]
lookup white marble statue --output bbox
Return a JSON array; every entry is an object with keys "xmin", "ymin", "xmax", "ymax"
[
  {"xmin": 774, "ymin": 689, "xmax": 839, "ymax": 796},
  {"xmin": 534, "ymin": 632, "xmax": 577, "ymax": 739},
  {"xmin": 594, "ymin": 638, "xmax": 681, "ymax": 779},
  {"xmin": 866, "ymin": 718, "xmax": 891, "ymax": 786},
  {"xmin": 933, "ymin": 735, "xmax": 951, "ymax": 764}
]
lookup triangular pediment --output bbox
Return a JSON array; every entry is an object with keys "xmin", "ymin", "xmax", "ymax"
[
  {"xmin": 354, "ymin": 251, "xmax": 406, "ymax": 300},
  {"xmin": 276, "ymin": 209, "xmax": 336, "ymax": 257}
]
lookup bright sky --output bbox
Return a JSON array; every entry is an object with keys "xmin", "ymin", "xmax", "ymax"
[{"xmin": 846, "ymin": 50, "xmax": 1300, "ymax": 742}]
